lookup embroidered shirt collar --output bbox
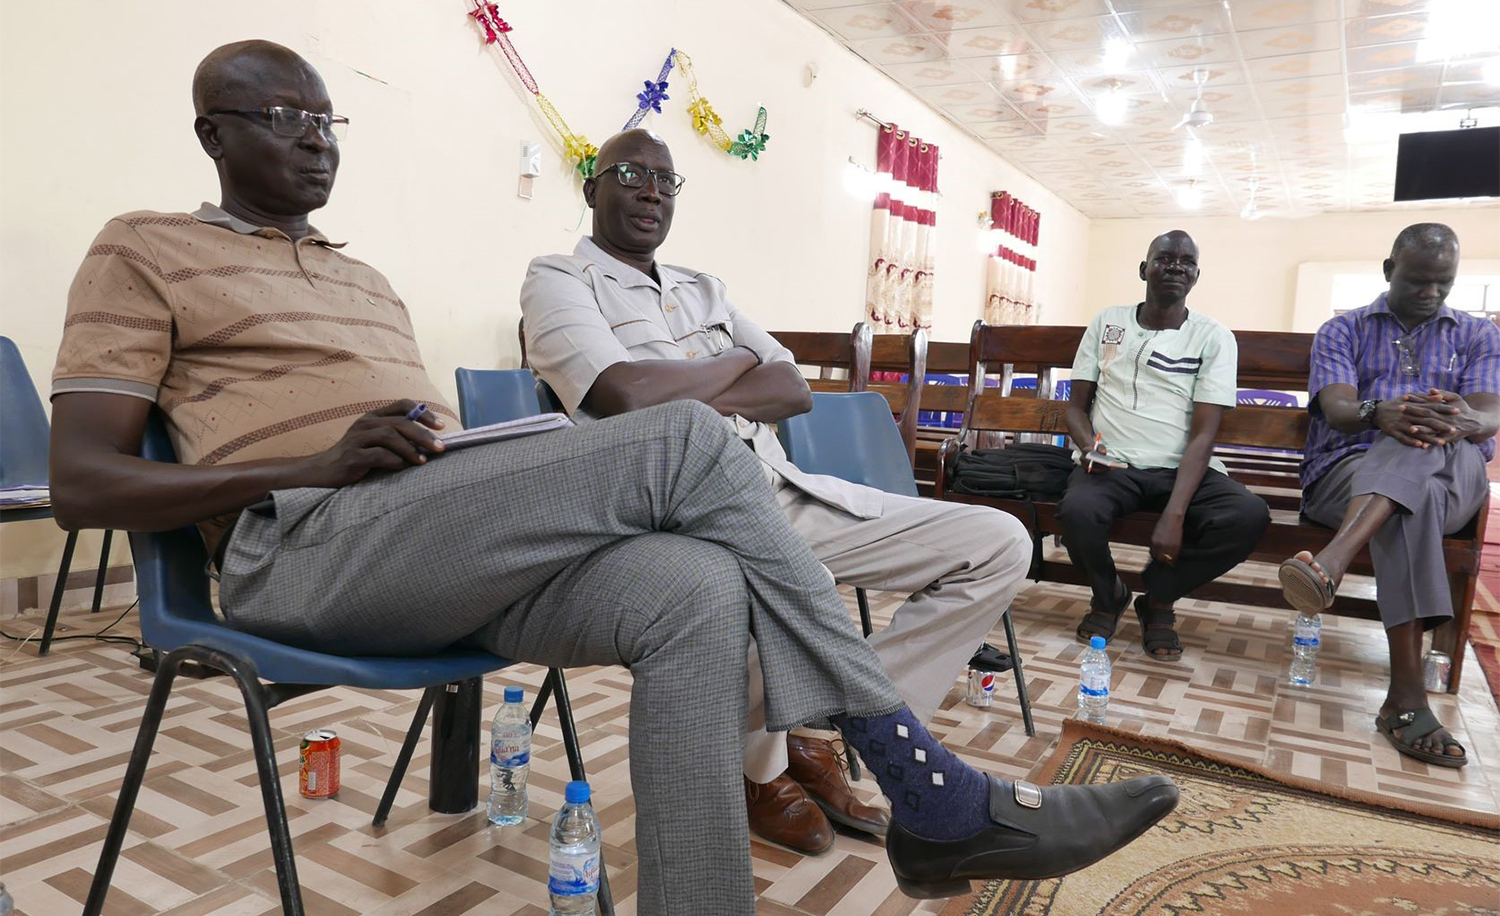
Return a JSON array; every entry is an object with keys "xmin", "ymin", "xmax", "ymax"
[
  {"xmin": 573, "ymin": 236, "xmax": 694, "ymax": 293},
  {"xmin": 192, "ymin": 202, "xmax": 345, "ymax": 247}
]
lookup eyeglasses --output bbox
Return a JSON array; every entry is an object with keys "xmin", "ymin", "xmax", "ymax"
[
  {"xmin": 1393, "ymin": 337, "xmax": 1421, "ymax": 376},
  {"xmin": 209, "ymin": 106, "xmax": 349, "ymax": 142},
  {"xmin": 593, "ymin": 161, "xmax": 685, "ymax": 196}
]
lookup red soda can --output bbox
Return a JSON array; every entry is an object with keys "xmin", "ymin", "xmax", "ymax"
[{"xmin": 299, "ymin": 729, "xmax": 340, "ymax": 798}]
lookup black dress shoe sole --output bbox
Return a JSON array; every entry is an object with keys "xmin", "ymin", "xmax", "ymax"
[{"xmin": 809, "ymin": 794, "xmax": 891, "ymax": 837}]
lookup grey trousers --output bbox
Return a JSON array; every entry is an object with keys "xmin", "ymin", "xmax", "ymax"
[
  {"xmin": 1302, "ymin": 434, "xmax": 1488, "ymax": 630},
  {"xmin": 218, "ymin": 400, "xmax": 901, "ymax": 916},
  {"xmin": 742, "ymin": 482, "xmax": 1031, "ymax": 782}
]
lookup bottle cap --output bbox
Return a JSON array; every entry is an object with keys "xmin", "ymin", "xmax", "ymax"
[
  {"xmin": 565, "ymin": 780, "xmax": 591, "ymax": 804},
  {"xmin": 1090, "ymin": 636, "xmax": 1106, "ymax": 650},
  {"xmin": 504, "ymin": 686, "xmax": 524, "ymax": 703}
]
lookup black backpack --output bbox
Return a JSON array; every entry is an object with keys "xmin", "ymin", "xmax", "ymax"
[
  {"xmin": 948, "ymin": 442, "xmax": 1074, "ymax": 500},
  {"xmin": 948, "ymin": 442, "xmax": 1076, "ymax": 578}
]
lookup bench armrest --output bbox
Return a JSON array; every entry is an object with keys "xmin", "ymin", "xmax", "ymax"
[{"xmin": 932, "ymin": 436, "xmax": 961, "ymax": 499}]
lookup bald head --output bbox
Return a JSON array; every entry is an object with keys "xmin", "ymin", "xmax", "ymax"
[
  {"xmin": 594, "ymin": 128, "xmax": 671, "ymax": 175},
  {"xmin": 1146, "ymin": 229, "xmax": 1197, "ymax": 261},
  {"xmin": 192, "ymin": 40, "xmax": 321, "ymax": 116}
]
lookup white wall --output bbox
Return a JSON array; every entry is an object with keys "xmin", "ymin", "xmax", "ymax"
[
  {"xmin": 0, "ymin": 0, "xmax": 1089, "ymax": 578},
  {"xmin": 1081, "ymin": 208, "xmax": 1500, "ymax": 332}
]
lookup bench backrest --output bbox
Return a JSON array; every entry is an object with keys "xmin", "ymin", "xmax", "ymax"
[
  {"xmin": 958, "ymin": 323, "xmax": 1314, "ymax": 503},
  {"xmin": 769, "ymin": 323, "xmax": 869, "ymax": 394},
  {"xmin": 861, "ymin": 328, "xmax": 928, "ymax": 461}
]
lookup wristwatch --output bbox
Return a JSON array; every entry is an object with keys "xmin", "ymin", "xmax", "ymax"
[{"xmin": 1357, "ymin": 398, "xmax": 1381, "ymax": 427}]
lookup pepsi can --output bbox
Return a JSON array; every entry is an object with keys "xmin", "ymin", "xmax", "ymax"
[{"xmin": 966, "ymin": 669, "xmax": 996, "ymax": 708}]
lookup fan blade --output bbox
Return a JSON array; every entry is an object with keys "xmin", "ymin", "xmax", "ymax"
[{"xmin": 1170, "ymin": 115, "xmax": 1190, "ymax": 131}]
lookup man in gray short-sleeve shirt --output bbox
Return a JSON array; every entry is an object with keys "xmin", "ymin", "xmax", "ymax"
[{"xmin": 522, "ymin": 129, "xmax": 1034, "ymax": 855}]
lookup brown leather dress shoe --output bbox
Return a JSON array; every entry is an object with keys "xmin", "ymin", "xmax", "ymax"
[
  {"xmin": 787, "ymin": 735, "xmax": 892, "ymax": 837},
  {"xmin": 744, "ymin": 773, "xmax": 835, "ymax": 855}
]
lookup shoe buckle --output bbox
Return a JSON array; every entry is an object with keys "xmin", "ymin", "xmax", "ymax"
[{"xmin": 1013, "ymin": 780, "xmax": 1043, "ymax": 809}]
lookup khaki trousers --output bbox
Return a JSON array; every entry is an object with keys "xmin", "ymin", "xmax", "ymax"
[{"xmin": 742, "ymin": 478, "xmax": 1032, "ymax": 781}]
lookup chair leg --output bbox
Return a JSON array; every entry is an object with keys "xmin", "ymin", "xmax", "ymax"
[
  {"xmin": 84, "ymin": 642, "xmax": 179, "ymax": 915},
  {"xmin": 547, "ymin": 668, "xmax": 615, "ymax": 916},
  {"xmin": 846, "ymin": 589, "xmax": 871, "ymax": 781},
  {"xmin": 855, "ymin": 587, "xmax": 874, "ymax": 638},
  {"xmin": 374, "ymin": 686, "xmax": 438, "ymax": 827},
  {"xmin": 1001, "ymin": 611, "xmax": 1035, "ymax": 738},
  {"xmin": 85, "ymin": 646, "xmax": 306, "ymax": 916},
  {"xmin": 91, "ymin": 529, "xmax": 114, "ymax": 613},
  {"xmin": 38, "ymin": 529, "xmax": 78, "ymax": 656}
]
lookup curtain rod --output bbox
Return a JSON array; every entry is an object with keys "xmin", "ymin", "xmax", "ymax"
[{"xmin": 854, "ymin": 108, "xmax": 944, "ymax": 159}]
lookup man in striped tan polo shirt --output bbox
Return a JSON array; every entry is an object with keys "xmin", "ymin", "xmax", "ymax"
[{"xmin": 49, "ymin": 40, "xmax": 1176, "ymax": 916}]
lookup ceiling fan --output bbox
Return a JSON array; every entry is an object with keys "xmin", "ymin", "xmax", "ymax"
[{"xmin": 1171, "ymin": 69, "xmax": 1214, "ymax": 132}]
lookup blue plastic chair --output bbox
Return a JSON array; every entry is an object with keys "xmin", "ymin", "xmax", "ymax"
[
  {"xmin": 86, "ymin": 411, "xmax": 612, "ymax": 916},
  {"xmin": 777, "ymin": 392, "xmax": 1035, "ymax": 738},
  {"xmin": 0, "ymin": 336, "xmax": 113, "ymax": 654},
  {"xmin": 454, "ymin": 367, "xmax": 545, "ymax": 426}
]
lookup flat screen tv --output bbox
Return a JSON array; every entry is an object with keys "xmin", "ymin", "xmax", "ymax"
[{"xmin": 1393, "ymin": 127, "xmax": 1500, "ymax": 201}]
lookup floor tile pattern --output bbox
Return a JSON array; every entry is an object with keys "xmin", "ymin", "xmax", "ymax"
[{"xmin": 3, "ymin": 570, "xmax": 1496, "ymax": 915}]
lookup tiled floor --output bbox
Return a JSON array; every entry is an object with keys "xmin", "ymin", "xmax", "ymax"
[{"xmin": 3, "ymin": 560, "xmax": 1497, "ymax": 916}]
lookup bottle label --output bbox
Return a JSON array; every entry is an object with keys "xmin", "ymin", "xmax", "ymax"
[
  {"xmin": 1293, "ymin": 623, "xmax": 1320, "ymax": 648},
  {"xmin": 491, "ymin": 738, "xmax": 530, "ymax": 768},
  {"xmin": 1080, "ymin": 670, "xmax": 1109, "ymax": 698},
  {"xmin": 549, "ymin": 848, "xmax": 600, "ymax": 896}
]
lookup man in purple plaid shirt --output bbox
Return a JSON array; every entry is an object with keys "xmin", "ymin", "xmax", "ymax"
[{"xmin": 1279, "ymin": 223, "xmax": 1499, "ymax": 769}]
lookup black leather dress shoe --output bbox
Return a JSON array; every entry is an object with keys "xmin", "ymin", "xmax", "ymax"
[{"xmin": 885, "ymin": 774, "xmax": 1179, "ymax": 899}]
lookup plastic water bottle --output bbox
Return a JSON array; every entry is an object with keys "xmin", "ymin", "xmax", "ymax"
[
  {"xmin": 1289, "ymin": 613, "xmax": 1322, "ymax": 686},
  {"xmin": 487, "ymin": 685, "xmax": 531, "ymax": 826},
  {"xmin": 1078, "ymin": 636, "xmax": 1110, "ymax": 724},
  {"xmin": 549, "ymin": 780, "xmax": 602, "ymax": 916}
]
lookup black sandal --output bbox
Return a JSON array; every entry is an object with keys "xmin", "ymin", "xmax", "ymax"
[
  {"xmin": 1076, "ymin": 577, "xmax": 1130, "ymax": 643},
  {"xmin": 1375, "ymin": 707, "xmax": 1468, "ymax": 768},
  {"xmin": 1134, "ymin": 594, "xmax": 1182, "ymax": 662}
]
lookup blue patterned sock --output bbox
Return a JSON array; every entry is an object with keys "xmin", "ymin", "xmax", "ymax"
[{"xmin": 830, "ymin": 706, "xmax": 992, "ymax": 840}]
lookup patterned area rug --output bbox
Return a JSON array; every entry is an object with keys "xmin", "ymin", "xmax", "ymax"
[
  {"xmin": 941, "ymin": 720, "xmax": 1500, "ymax": 916},
  {"xmin": 1474, "ymin": 475, "xmax": 1500, "ymax": 707}
]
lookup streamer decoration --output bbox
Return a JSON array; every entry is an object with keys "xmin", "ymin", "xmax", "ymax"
[{"xmin": 468, "ymin": 3, "xmax": 769, "ymax": 178}]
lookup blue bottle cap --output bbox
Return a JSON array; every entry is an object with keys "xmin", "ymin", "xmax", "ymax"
[
  {"xmin": 1090, "ymin": 636, "xmax": 1106, "ymax": 650},
  {"xmin": 504, "ymin": 686, "xmax": 524, "ymax": 703},
  {"xmin": 565, "ymin": 780, "xmax": 591, "ymax": 804}
]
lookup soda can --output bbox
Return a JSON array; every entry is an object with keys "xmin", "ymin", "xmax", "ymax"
[
  {"xmin": 1422, "ymin": 651, "xmax": 1452, "ymax": 693},
  {"xmin": 966, "ymin": 669, "xmax": 996, "ymax": 708},
  {"xmin": 299, "ymin": 729, "xmax": 340, "ymax": 799}
]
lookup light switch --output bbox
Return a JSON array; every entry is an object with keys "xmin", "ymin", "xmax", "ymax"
[{"xmin": 520, "ymin": 140, "xmax": 542, "ymax": 178}]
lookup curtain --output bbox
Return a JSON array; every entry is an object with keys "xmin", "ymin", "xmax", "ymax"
[
  {"xmin": 984, "ymin": 193, "xmax": 1040, "ymax": 325},
  {"xmin": 866, "ymin": 125, "xmax": 939, "ymax": 332}
]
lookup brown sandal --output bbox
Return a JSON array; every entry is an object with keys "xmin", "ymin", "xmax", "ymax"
[{"xmin": 1278, "ymin": 551, "xmax": 1336, "ymax": 612}]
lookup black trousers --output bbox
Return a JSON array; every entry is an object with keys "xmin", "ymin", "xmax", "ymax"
[{"xmin": 1056, "ymin": 466, "xmax": 1270, "ymax": 610}]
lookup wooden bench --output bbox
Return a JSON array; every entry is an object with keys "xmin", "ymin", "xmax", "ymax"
[
  {"xmin": 771, "ymin": 324, "xmax": 928, "ymax": 464},
  {"xmin": 931, "ymin": 321, "xmax": 1488, "ymax": 692}
]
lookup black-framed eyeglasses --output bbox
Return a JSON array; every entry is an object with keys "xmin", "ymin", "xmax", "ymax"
[
  {"xmin": 593, "ymin": 161, "xmax": 685, "ymax": 196},
  {"xmin": 209, "ymin": 106, "xmax": 349, "ymax": 142}
]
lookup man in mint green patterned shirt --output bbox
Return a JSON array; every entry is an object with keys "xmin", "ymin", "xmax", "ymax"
[{"xmin": 1060, "ymin": 230, "xmax": 1270, "ymax": 661}]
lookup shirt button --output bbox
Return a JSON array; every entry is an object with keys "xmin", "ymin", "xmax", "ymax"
[
  {"xmin": 685, "ymin": 350, "xmax": 698, "ymax": 359},
  {"xmin": 736, "ymin": 418, "xmax": 748, "ymax": 430},
  {"xmin": 664, "ymin": 302, "xmax": 678, "ymax": 313}
]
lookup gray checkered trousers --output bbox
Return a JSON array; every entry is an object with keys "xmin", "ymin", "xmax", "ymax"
[{"xmin": 220, "ymin": 400, "xmax": 903, "ymax": 915}]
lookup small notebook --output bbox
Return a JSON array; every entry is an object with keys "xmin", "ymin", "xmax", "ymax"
[{"xmin": 437, "ymin": 413, "xmax": 573, "ymax": 451}]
